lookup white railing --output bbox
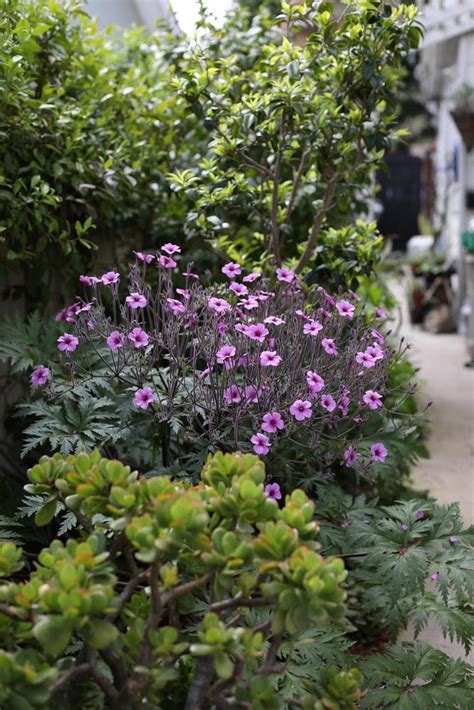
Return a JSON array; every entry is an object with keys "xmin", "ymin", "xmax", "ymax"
[{"xmin": 417, "ymin": 0, "xmax": 474, "ymax": 46}]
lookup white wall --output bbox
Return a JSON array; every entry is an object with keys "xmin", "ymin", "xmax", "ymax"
[{"xmin": 84, "ymin": 0, "xmax": 170, "ymax": 29}]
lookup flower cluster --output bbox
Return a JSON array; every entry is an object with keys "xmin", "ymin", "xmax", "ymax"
[{"xmin": 41, "ymin": 249, "xmax": 395, "ymax": 474}]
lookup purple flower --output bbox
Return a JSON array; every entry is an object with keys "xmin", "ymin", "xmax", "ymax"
[
  {"xmin": 431, "ymin": 571, "xmax": 440, "ymax": 581},
  {"xmin": 244, "ymin": 385, "xmax": 261, "ymax": 403},
  {"xmin": 416, "ymin": 511, "xmax": 425, "ymax": 520},
  {"xmin": 336, "ymin": 300, "xmax": 355, "ymax": 319},
  {"xmin": 321, "ymin": 394, "xmax": 337, "ymax": 412},
  {"xmin": 260, "ymin": 350, "xmax": 282, "ymax": 367},
  {"xmin": 322, "ymin": 338, "xmax": 338, "ymax": 356},
  {"xmin": 182, "ymin": 269, "xmax": 199, "ymax": 280},
  {"xmin": 79, "ymin": 275, "xmax": 93, "ymax": 286},
  {"xmin": 243, "ymin": 272, "xmax": 260, "ymax": 283},
  {"xmin": 251, "ymin": 432, "xmax": 270, "ymax": 455},
  {"xmin": 276, "ymin": 267, "xmax": 295, "ymax": 283},
  {"xmin": 161, "ymin": 243, "xmax": 181, "ymax": 255},
  {"xmin": 230, "ymin": 282, "xmax": 248, "ymax": 296},
  {"xmin": 176, "ymin": 288, "xmax": 190, "ymax": 300},
  {"xmin": 223, "ymin": 385, "xmax": 242, "ymax": 404},
  {"xmin": 134, "ymin": 251, "xmax": 155, "ymax": 263},
  {"xmin": 375, "ymin": 307, "xmax": 386, "ymax": 320},
  {"xmin": 355, "ymin": 351, "xmax": 376, "ymax": 368},
  {"xmin": 57, "ymin": 333, "xmax": 79, "ymax": 352},
  {"xmin": 261, "ymin": 412, "xmax": 285, "ymax": 433},
  {"xmin": 400, "ymin": 523, "xmax": 409, "ymax": 531},
  {"xmin": 208, "ymin": 297, "xmax": 231, "ymax": 314},
  {"xmin": 363, "ymin": 390, "xmax": 383, "ymax": 410},
  {"xmin": 31, "ymin": 366, "xmax": 50, "ymax": 387},
  {"xmin": 158, "ymin": 255, "xmax": 177, "ymax": 269},
  {"xmin": 449, "ymin": 535, "xmax": 459, "ymax": 544},
  {"xmin": 366, "ymin": 344, "xmax": 384, "ymax": 361},
  {"xmin": 239, "ymin": 297, "xmax": 260, "ymax": 311},
  {"xmin": 370, "ymin": 442, "xmax": 388, "ymax": 463},
  {"xmin": 245, "ymin": 323, "xmax": 269, "ymax": 343},
  {"xmin": 265, "ymin": 483, "xmax": 282, "ymax": 500},
  {"xmin": 222, "ymin": 262, "xmax": 241, "ymax": 278},
  {"xmin": 166, "ymin": 298, "xmax": 186, "ymax": 314},
  {"xmin": 264, "ymin": 316, "xmax": 285, "ymax": 326},
  {"xmin": 126, "ymin": 292, "xmax": 147, "ymax": 309},
  {"xmin": 128, "ymin": 327, "xmax": 149, "ymax": 348},
  {"xmin": 338, "ymin": 395, "xmax": 350, "ymax": 416},
  {"xmin": 101, "ymin": 271, "xmax": 120, "ymax": 285},
  {"xmin": 303, "ymin": 320, "xmax": 323, "ymax": 336},
  {"xmin": 107, "ymin": 331, "xmax": 125, "ymax": 350},
  {"xmin": 295, "ymin": 309, "xmax": 310, "ymax": 321},
  {"xmin": 370, "ymin": 329, "xmax": 385, "ymax": 344},
  {"xmin": 133, "ymin": 387, "xmax": 155, "ymax": 410},
  {"xmin": 217, "ymin": 345, "xmax": 236, "ymax": 366},
  {"xmin": 343, "ymin": 447, "xmax": 357, "ymax": 467},
  {"xmin": 290, "ymin": 399, "xmax": 312, "ymax": 421},
  {"xmin": 234, "ymin": 323, "xmax": 248, "ymax": 334},
  {"xmin": 306, "ymin": 371, "xmax": 324, "ymax": 392}
]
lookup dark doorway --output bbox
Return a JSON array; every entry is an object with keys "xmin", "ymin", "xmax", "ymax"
[{"xmin": 376, "ymin": 153, "xmax": 421, "ymax": 251}]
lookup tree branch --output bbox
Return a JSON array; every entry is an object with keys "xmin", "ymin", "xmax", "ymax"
[
  {"xmin": 210, "ymin": 594, "xmax": 271, "ymax": 613},
  {"xmin": 184, "ymin": 654, "xmax": 215, "ymax": 710},
  {"xmin": 50, "ymin": 663, "xmax": 92, "ymax": 694},
  {"xmin": 295, "ymin": 178, "xmax": 336, "ymax": 274}
]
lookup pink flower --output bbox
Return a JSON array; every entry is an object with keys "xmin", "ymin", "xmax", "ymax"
[
  {"xmin": 265, "ymin": 483, "xmax": 281, "ymax": 500},
  {"xmin": 166, "ymin": 298, "xmax": 186, "ymax": 314},
  {"xmin": 303, "ymin": 320, "xmax": 323, "ymax": 336},
  {"xmin": 431, "ymin": 571, "xmax": 440, "ymax": 581},
  {"xmin": 128, "ymin": 327, "xmax": 149, "ymax": 348},
  {"xmin": 182, "ymin": 269, "xmax": 199, "ymax": 280},
  {"xmin": 245, "ymin": 323, "xmax": 269, "ymax": 343},
  {"xmin": 80, "ymin": 275, "xmax": 93, "ymax": 286},
  {"xmin": 260, "ymin": 350, "xmax": 282, "ymax": 367},
  {"xmin": 295, "ymin": 309, "xmax": 310, "ymax": 321},
  {"xmin": 107, "ymin": 331, "xmax": 125, "ymax": 350},
  {"xmin": 366, "ymin": 344, "xmax": 384, "ymax": 361},
  {"xmin": 370, "ymin": 442, "xmax": 388, "ymax": 463},
  {"xmin": 264, "ymin": 316, "xmax": 285, "ymax": 326},
  {"xmin": 306, "ymin": 371, "xmax": 324, "ymax": 392},
  {"xmin": 255, "ymin": 291, "xmax": 273, "ymax": 302},
  {"xmin": 243, "ymin": 272, "xmax": 261, "ymax": 283},
  {"xmin": 234, "ymin": 323, "xmax": 248, "ymax": 334},
  {"xmin": 251, "ymin": 432, "xmax": 270, "ymax": 455},
  {"xmin": 321, "ymin": 394, "xmax": 336, "ymax": 412},
  {"xmin": 244, "ymin": 385, "xmax": 261, "ymax": 403},
  {"xmin": 57, "ymin": 333, "xmax": 79, "ymax": 352},
  {"xmin": 216, "ymin": 345, "xmax": 236, "ymax": 365},
  {"xmin": 344, "ymin": 447, "xmax": 357, "ymax": 467},
  {"xmin": 370, "ymin": 329, "xmax": 385, "ymax": 344},
  {"xmin": 363, "ymin": 390, "xmax": 383, "ymax": 410},
  {"xmin": 355, "ymin": 351, "xmax": 376, "ymax": 368},
  {"xmin": 230, "ymin": 282, "xmax": 248, "ymax": 296},
  {"xmin": 339, "ymin": 395, "xmax": 350, "ymax": 416},
  {"xmin": 158, "ymin": 255, "xmax": 177, "ymax": 269},
  {"xmin": 416, "ymin": 511, "xmax": 425, "ymax": 520},
  {"xmin": 176, "ymin": 288, "xmax": 190, "ymax": 300},
  {"xmin": 126, "ymin": 292, "xmax": 147, "ymax": 309},
  {"xmin": 224, "ymin": 385, "xmax": 242, "ymax": 404},
  {"xmin": 222, "ymin": 262, "xmax": 241, "ymax": 278},
  {"xmin": 290, "ymin": 399, "xmax": 312, "ymax": 421},
  {"xmin": 133, "ymin": 387, "xmax": 155, "ymax": 410},
  {"xmin": 336, "ymin": 300, "xmax": 355, "ymax": 319},
  {"xmin": 31, "ymin": 366, "xmax": 50, "ymax": 387},
  {"xmin": 161, "ymin": 243, "xmax": 181, "ymax": 255},
  {"xmin": 133, "ymin": 251, "xmax": 155, "ymax": 263},
  {"xmin": 322, "ymin": 338, "xmax": 338, "ymax": 356},
  {"xmin": 261, "ymin": 412, "xmax": 285, "ymax": 433},
  {"xmin": 375, "ymin": 307, "xmax": 386, "ymax": 319},
  {"xmin": 208, "ymin": 297, "xmax": 231, "ymax": 314},
  {"xmin": 239, "ymin": 297, "xmax": 260, "ymax": 310},
  {"xmin": 101, "ymin": 271, "xmax": 120, "ymax": 285},
  {"xmin": 276, "ymin": 267, "xmax": 295, "ymax": 283},
  {"xmin": 449, "ymin": 535, "xmax": 459, "ymax": 544}
]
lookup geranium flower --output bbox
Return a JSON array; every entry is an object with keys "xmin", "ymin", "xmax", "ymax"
[
  {"xmin": 107, "ymin": 331, "xmax": 125, "ymax": 350},
  {"xmin": 79, "ymin": 275, "xmax": 93, "ymax": 286},
  {"xmin": 158, "ymin": 255, "xmax": 177, "ymax": 269},
  {"xmin": 57, "ymin": 333, "xmax": 79, "ymax": 352},
  {"xmin": 126, "ymin": 292, "xmax": 147, "ymax": 309},
  {"xmin": 239, "ymin": 297, "xmax": 260, "ymax": 310},
  {"xmin": 166, "ymin": 298, "xmax": 186, "ymax": 314},
  {"xmin": 290, "ymin": 399, "xmax": 312, "ymax": 421},
  {"xmin": 261, "ymin": 412, "xmax": 285, "ymax": 433},
  {"xmin": 182, "ymin": 269, "xmax": 200, "ymax": 280},
  {"xmin": 223, "ymin": 385, "xmax": 242, "ymax": 404},
  {"xmin": 222, "ymin": 262, "xmax": 241, "ymax": 278},
  {"xmin": 128, "ymin": 327, "xmax": 149, "ymax": 348},
  {"xmin": 363, "ymin": 390, "xmax": 383, "ymax": 410},
  {"xmin": 265, "ymin": 482, "xmax": 282, "ymax": 500},
  {"xmin": 339, "ymin": 395, "xmax": 350, "ymax": 416},
  {"xmin": 31, "ymin": 366, "xmax": 50, "ymax": 387},
  {"xmin": 431, "ymin": 571, "xmax": 440, "ymax": 581},
  {"xmin": 176, "ymin": 288, "xmax": 190, "ymax": 300},
  {"xmin": 251, "ymin": 432, "xmax": 270, "ymax": 455},
  {"xmin": 230, "ymin": 282, "xmax": 248, "ymax": 296},
  {"xmin": 366, "ymin": 344, "xmax": 384, "ymax": 360},
  {"xmin": 370, "ymin": 329, "xmax": 385, "ymax": 344},
  {"xmin": 321, "ymin": 394, "xmax": 336, "ymax": 412},
  {"xmin": 303, "ymin": 320, "xmax": 323, "ymax": 336},
  {"xmin": 234, "ymin": 323, "xmax": 248, "ymax": 334},
  {"xmin": 161, "ymin": 243, "xmax": 181, "ymax": 255},
  {"xmin": 101, "ymin": 271, "xmax": 120, "ymax": 285},
  {"xmin": 416, "ymin": 511, "xmax": 425, "ymax": 520},
  {"xmin": 370, "ymin": 442, "xmax": 387, "ymax": 462},
  {"xmin": 336, "ymin": 300, "xmax": 355, "ymax": 319},
  {"xmin": 133, "ymin": 387, "xmax": 155, "ymax": 409},
  {"xmin": 449, "ymin": 536, "xmax": 459, "ymax": 544},
  {"xmin": 375, "ymin": 307, "xmax": 386, "ymax": 319},
  {"xmin": 276, "ymin": 267, "xmax": 295, "ymax": 283},
  {"xmin": 322, "ymin": 338, "xmax": 338, "ymax": 356},
  {"xmin": 260, "ymin": 350, "xmax": 282, "ymax": 367},
  {"xmin": 343, "ymin": 447, "xmax": 357, "ymax": 467},
  {"xmin": 264, "ymin": 316, "xmax": 285, "ymax": 326},
  {"xmin": 133, "ymin": 251, "xmax": 155, "ymax": 263},
  {"xmin": 208, "ymin": 297, "xmax": 231, "ymax": 314},
  {"xmin": 243, "ymin": 272, "xmax": 260, "ymax": 283},
  {"xmin": 355, "ymin": 351, "xmax": 376, "ymax": 368},
  {"xmin": 244, "ymin": 385, "xmax": 261, "ymax": 403},
  {"xmin": 217, "ymin": 345, "xmax": 236, "ymax": 366},
  {"xmin": 245, "ymin": 323, "xmax": 269, "ymax": 343},
  {"xmin": 306, "ymin": 371, "xmax": 324, "ymax": 392}
]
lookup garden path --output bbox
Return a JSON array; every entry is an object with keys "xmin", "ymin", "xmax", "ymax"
[{"xmin": 391, "ymin": 278, "xmax": 474, "ymax": 662}]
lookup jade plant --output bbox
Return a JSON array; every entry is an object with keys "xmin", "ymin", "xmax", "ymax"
[{"xmin": 0, "ymin": 450, "xmax": 361, "ymax": 709}]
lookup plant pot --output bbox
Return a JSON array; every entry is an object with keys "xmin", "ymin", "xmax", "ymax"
[{"xmin": 450, "ymin": 110, "xmax": 474, "ymax": 151}]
